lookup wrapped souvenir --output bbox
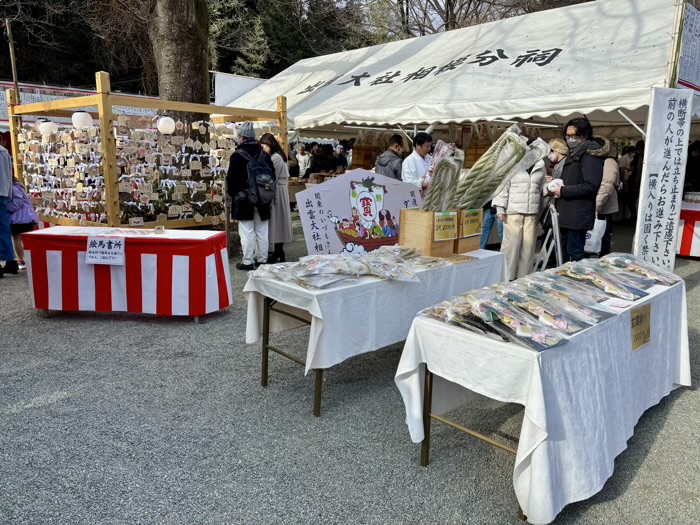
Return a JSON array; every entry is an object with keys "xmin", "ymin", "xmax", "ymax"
[
  {"xmin": 587, "ymin": 261, "xmax": 656, "ymax": 290},
  {"xmin": 417, "ymin": 300, "xmax": 451, "ymax": 321},
  {"xmin": 519, "ymin": 277, "xmax": 614, "ymax": 325},
  {"xmin": 362, "ymin": 254, "xmax": 419, "ymax": 281},
  {"xmin": 534, "ymin": 272, "xmax": 612, "ymax": 303},
  {"xmin": 465, "ymin": 290, "xmax": 568, "ymax": 351},
  {"xmin": 296, "ymin": 274, "xmax": 353, "ymax": 288},
  {"xmin": 601, "ymin": 253, "xmax": 680, "ymax": 286},
  {"xmin": 444, "ymin": 295, "xmax": 510, "ymax": 341},
  {"xmin": 497, "ymin": 284, "xmax": 588, "ymax": 334},
  {"xmin": 553, "ymin": 262, "xmax": 647, "ymax": 301},
  {"xmin": 293, "ymin": 254, "xmax": 369, "ymax": 278},
  {"xmin": 250, "ymin": 262, "xmax": 297, "ymax": 281},
  {"xmin": 408, "ymin": 255, "xmax": 447, "ymax": 269}
]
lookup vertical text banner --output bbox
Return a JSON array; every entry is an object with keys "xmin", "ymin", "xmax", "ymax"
[{"xmin": 633, "ymin": 87, "xmax": 693, "ymax": 270}]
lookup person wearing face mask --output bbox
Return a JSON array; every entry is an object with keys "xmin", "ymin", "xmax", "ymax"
[
  {"xmin": 402, "ymin": 132, "xmax": 433, "ymax": 189},
  {"xmin": 375, "ymin": 134, "xmax": 404, "ymax": 179},
  {"xmin": 550, "ymin": 118, "xmax": 604, "ymax": 262}
]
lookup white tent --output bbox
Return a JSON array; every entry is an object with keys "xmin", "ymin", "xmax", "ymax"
[
  {"xmin": 229, "ymin": 0, "xmax": 694, "ymax": 136},
  {"xmin": 213, "ymin": 72, "xmax": 265, "ymax": 107}
]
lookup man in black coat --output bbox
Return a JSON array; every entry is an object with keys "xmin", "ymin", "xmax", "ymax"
[
  {"xmin": 227, "ymin": 121, "xmax": 275, "ymax": 270},
  {"xmin": 551, "ymin": 118, "xmax": 604, "ymax": 262},
  {"xmin": 374, "ymin": 134, "xmax": 404, "ymax": 179}
]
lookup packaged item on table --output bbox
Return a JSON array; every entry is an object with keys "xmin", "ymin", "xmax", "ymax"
[
  {"xmin": 466, "ymin": 290, "xmax": 568, "ymax": 351},
  {"xmin": 553, "ymin": 262, "xmax": 647, "ymax": 301},
  {"xmin": 362, "ymin": 254, "xmax": 419, "ymax": 281},
  {"xmin": 601, "ymin": 253, "xmax": 681, "ymax": 286},
  {"xmin": 297, "ymin": 274, "xmax": 353, "ymax": 288},
  {"xmin": 497, "ymin": 285, "xmax": 588, "ymax": 334},
  {"xmin": 519, "ymin": 277, "xmax": 614, "ymax": 325},
  {"xmin": 250, "ymin": 262, "xmax": 297, "ymax": 281},
  {"xmin": 293, "ymin": 254, "xmax": 369, "ymax": 278},
  {"xmin": 373, "ymin": 245, "xmax": 420, "ymax": 260},
  {"xmin": 534, "ymin": 272, "xmax": 612, "ymax": 303},
  {"xmin": 444, "ymin": 295, "xmax": 510, "ymax": 341},
  {"xmin": 408, "ymin": 255, "xmax": 448, "ymax": 269},
  {"xmin": 587, "ymin": 261, "xmax": 656, "ymax": 290},
  {"xmin": 417, "ymin": 300, "xmax": 452, "ymax": 321}
]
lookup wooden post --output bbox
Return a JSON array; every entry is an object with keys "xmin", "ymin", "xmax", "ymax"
[
  {"xmin": 277, "ymin": 96, "xmax": 288, "ymax": 154},
  {"xmin": 95, "ymin": 72, "xmax": 120, "ymax": 227},
  {"xmin": 6, "ymin": 89, "xmax": 23, "ymax": 183}
]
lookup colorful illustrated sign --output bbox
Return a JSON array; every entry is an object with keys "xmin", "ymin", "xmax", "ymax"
[{"xmin": 297, "ymin": 169, "xmax": 423, "ymax": 255}]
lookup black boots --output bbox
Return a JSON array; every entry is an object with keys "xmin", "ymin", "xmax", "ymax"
[
  {"xmin": 267, "ymin": 243, "xmax": 286, "ymax": 264},
  {"xmin": 3, "ymin": 260, "xmax": 18, "ymax": 275}
]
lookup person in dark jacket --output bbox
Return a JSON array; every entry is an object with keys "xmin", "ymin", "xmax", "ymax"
[
  {"xmin": 374, "ymin": 134, "xmax": 404, "ymax": 179},
  {"xmin": 550, "ymin": 118, "xmax": 604, "ymax": 262},
  {"xmin": 227, "ymin": 121, "xmax": 275, "ymax": 270},
  {"xmin": 305, "ymin": 144, "xmax": 336, "ymax": 176}
]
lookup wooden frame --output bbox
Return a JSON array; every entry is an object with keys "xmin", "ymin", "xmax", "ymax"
[{"xmin": 6, "ymin": 71, "xmax": 287, "ymax": 229}]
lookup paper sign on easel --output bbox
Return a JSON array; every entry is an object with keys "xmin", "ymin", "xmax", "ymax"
[{"xmin": 86, "ymin": 236, "xmax": 125, "ymax": 265}]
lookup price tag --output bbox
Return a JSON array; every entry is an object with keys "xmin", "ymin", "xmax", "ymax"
[
  {"xmin": 128, "ymin": 217, "xmax": 144, "ymax": 227},
  {"xmin": 631, "ymin": 304, "xmax": 651, "ymax": 351},
  {"xmin": 460, "ymin": 209, "xmax": 482, "ymax": 238},
  {"xmin": 194, "ymin": 213, "xmax": 203, "ymax": 223},
  {"xmin": 434, "ymin": 211, "xmax": 458, "ymax": 241}
]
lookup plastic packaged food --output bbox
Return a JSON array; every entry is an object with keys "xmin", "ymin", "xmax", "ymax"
[
  {"xmin": 362, "ymin": 254, "xmax": 419, "ymax": 281},
  {"xmin": 553, "ymin": 262, "xmax": 647, "ymax": 301},
  {"xmin": 497, "ymin": 284, "xmax": 588, "ymax": 334},
  {"xmin": 464, "ymin": 290, "xmax": 568, "ymax": 351},
  {"xmin": 408, "ymin": 255, "xmax": 448, "ymax": 269},
  {"xmin": 601, "ymin": 253, "xmax": 680, "ymax": 286}
]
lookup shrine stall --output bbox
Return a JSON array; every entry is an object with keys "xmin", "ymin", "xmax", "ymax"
[
  {"xmin": 6, "ymin": 71, "xmax": 287, "ymax": 230},
  {"xmin": 23, "ymin": 226, "xmax": 231, "ymax": 318}
]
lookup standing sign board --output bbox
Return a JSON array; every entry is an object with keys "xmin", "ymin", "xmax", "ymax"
[
  {"xmin": 633, "ymin": 87, "xmax": 693, "ymax": 270},
  {"xmin": 296, "ymin": 169, "xmax": 423, "ymax": 255},
  {"xmin": 678, "ymin": 3, "xmax": 700, "ymax": 92}
]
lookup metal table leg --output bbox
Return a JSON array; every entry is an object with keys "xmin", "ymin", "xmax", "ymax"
[
  {"xmin": 261, "ymin": 296, "xmax": 271, "ymax": 387},
  {"xmin": 420, "ymin": 367, "xmax": 433, "ymax": 467},
  {"xmin": 313, "ymin": 369, "xmax": 324, "ymax": 417}
]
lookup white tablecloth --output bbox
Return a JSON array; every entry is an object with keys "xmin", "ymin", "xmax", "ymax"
[
  {"xmin": 395, "ymin": 283, "xmax": 690, "ymax": 525},
  {"xmin": 244, "ymin": 250, "xmax": 507, "ymax": 373}
]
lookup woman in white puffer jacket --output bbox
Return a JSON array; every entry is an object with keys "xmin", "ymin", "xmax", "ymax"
[{"xmin": 493, "ymin": 159, "xmax": 547, "ymax": 280}]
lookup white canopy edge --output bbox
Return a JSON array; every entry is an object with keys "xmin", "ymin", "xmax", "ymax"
[{"xmin": 230, "ymin": 0, "xmax": 683, "ymax": 130}]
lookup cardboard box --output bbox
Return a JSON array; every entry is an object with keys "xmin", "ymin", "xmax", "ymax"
[
  {"xmin": 399, "ymin": 208, "xmax": 456, "ymax": 257},
  {"xmin": 454, "ymin": 209, "xmax": 483, "ymax": 254}
]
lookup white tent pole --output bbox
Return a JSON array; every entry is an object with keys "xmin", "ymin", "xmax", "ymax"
[
  {"xmin": 397, "ymin": 125, "xmax": 414, "ymax": 146},
  {"xmin": 617, "ymin": 109, "xmax": 647, "ymax": 138}
]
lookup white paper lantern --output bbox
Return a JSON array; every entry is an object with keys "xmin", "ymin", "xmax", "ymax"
[
  {"xmin": 71, "ymin": 111, "xmax": 93, "ymax": 129},
  {"xmin": 157, "ymin": 116, "xmax": 176, "ymax": 135},
  {"xmin": 38, "ymin": 121, "xmax": 59, "ymax": 135}
]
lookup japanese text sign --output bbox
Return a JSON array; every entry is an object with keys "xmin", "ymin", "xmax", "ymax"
[
  {"xmin": 678, "ymin": 3, "xmax": 700, "ymax": 92},
  {"xmin": 296, "ymin": 170, "xmax": 423, "ymax": 255},
  {"xmin": 633, "ymin": 88, "xmax": 693, "ymax": 270},
  {"xmin": 86, "ymin": 236, "xmax": 125, "ymax": 265},
  {"xmin": 460, "ymin": 209, "xmax": 483, "ymax": 238},
  {"xmin": 630, "ymin": 304, "xmax": 652, "ymax": 351},
  {"xmin": 434, "ymin": 212, "xmax": 458, "ymax": 241}
]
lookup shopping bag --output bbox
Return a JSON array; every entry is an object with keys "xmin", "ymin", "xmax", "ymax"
[{"xmin": 584, "ymin": 219, "xmax": 606, "ymax": 253}]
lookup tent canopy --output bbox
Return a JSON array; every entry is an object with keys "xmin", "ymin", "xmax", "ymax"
[{"xmin": 229, "ymin": 0, "xmax": 680, "ymax": 131}]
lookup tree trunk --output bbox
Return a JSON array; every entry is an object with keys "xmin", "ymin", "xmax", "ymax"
[{"xmin": 148, "ymin": 0, "xmax": 210, "ymax": 120}]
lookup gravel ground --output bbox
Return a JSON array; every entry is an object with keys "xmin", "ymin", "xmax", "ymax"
[{"xmin": 0, "ymin": 221, "xmax": 698, "ymax": 525}]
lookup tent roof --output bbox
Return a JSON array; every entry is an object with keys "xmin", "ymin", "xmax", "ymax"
[{"xmin": 229, "ymin": 0, "xmax": 679, "ymax": 130}]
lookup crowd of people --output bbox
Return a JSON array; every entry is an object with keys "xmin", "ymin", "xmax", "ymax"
[
  {"xmin": 287, "ymin": 140, "xmax": 353, "ymax": 179},
  {"xmin": 1, "ymin": 117, "xmax": 698, "ymax": 280},
  {"xmin": 366, "ymin": 118, "xmax": 657, "ymax": 281}
]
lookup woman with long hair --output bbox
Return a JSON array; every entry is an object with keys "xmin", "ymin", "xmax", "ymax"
[
  {"xmin": 7, "ymin": 176, "xmax": 39, "ymax": 270},
  {"xmin": 259, "ymin": 133, "xmax": 293, "ymax": 262}
]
